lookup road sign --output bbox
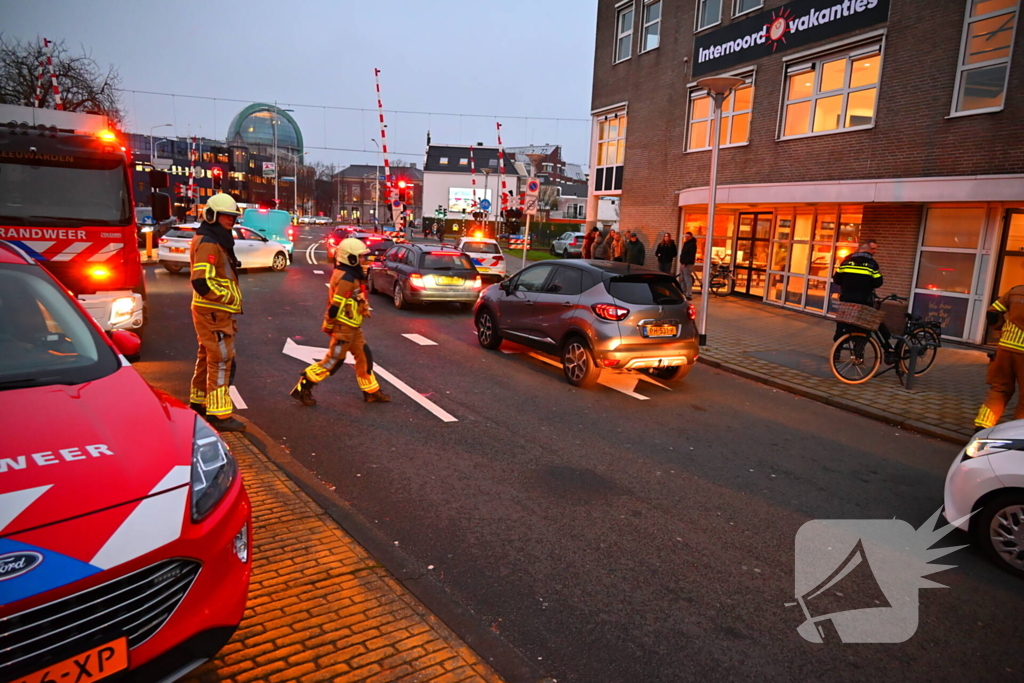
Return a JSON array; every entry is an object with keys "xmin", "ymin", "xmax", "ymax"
[
  {"xmin": 140, "ymin": 215, "xmax": 156, "ymax": 226},
  {"xmin": 280, "ymin": 176, "xmax": 295, "ymax": 182},
  {"xmin": 526, "ymin": 177, "xmax": 540, "ymax": 198},
  {"xmin": 524, "ymin": 196, "xmax": 539, "ymax": 217},
  {"xmin": 263, "ymin": 162, "xmax": 276, "ymax": 178},
  {"xmin": 392, "ymin": 199, "xmax": 402, "ymax": 208},
  {"xmin": 479, "ymin": 198, "xmax": 492, "ymax": 212}
]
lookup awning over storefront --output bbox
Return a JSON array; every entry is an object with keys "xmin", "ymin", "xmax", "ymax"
[{"xmin": 677, "ymin": 174, "xmax": 1024, "ymax": 207}]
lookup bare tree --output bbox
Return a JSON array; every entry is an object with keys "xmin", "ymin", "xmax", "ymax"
[
  {"xmin": 0, "ymin": 35, "xmax": 125, "ymax": 125},
  {"xmin": 391, "ymin": 158, "xmax": 408, "ymax": 167},
  {"xmin": 311, "ymin": 160, "xmax": 338, "ymax": 181}
]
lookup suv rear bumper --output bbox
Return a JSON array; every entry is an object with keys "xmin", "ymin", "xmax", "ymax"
[{"xmin": 596, "ymin": 340, "xmax": 700, "ymax": 369}]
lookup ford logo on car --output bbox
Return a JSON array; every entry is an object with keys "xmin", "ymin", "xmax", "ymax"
[{"xmin": 0, "ymin": 551, "xmax": 43, "ymax": 581}]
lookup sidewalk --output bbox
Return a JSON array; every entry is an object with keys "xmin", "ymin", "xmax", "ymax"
[
  {"xmin": 184, "ymin": 429, "xmax": 507, "ymax": 683},
  {"xmin": 697, "ymin": 296, "xmax": 992, "ymax": 444}
]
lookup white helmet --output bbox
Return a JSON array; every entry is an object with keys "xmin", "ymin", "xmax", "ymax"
[{"xmin": 337, "ymin": 237, "xmax": 369, "ymax": 266}]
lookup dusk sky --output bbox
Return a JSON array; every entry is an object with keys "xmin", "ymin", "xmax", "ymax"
[{"xmin": 4, "ymin": 0, "xmax": 597, "ymax": 168}]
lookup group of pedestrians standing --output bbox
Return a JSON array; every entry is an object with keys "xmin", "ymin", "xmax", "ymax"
[{"xmin": 581, "ymin": 227, "xmax": 647, "ymax": 266}]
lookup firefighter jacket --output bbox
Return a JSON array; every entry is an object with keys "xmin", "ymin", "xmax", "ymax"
[
  {"xmin": 190, "ymin": 223, "xmax": 243, "ymax": 314},
  {"xmin": 326, "ymin": 263, "xmax": 368, "ymax": 329},
  {"xmin": 833, "ymin": 251, "xmax": 883, "ymax": 305},
  {"xmin": 991, "ymin": 285, "xmax": 1024, "ymax": 354}
]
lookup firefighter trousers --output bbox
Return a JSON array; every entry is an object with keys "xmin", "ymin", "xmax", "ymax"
[
  {"xmin": 302, "ymin": 326, "xmax": 381, "ymax": 394},
  {"xmin": 975, "ymin": 347, "xmax": 1024, "ymax": 428},
  {"xmin": 190, "ymin": 309, "xmax": 237, "ymax": 417}
]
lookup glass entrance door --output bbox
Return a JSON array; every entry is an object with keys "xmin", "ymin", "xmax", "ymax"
[
  {"xmin": 733, "ymin": 212, "xmax": 771, "ymax": 297},
  {"xmin": 986, "ymin": 210, "xmax": 1024, "ymax": 344}
]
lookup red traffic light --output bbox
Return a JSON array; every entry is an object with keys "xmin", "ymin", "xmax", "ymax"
[
  {"xmin": 211, "ymin": 167, "xmax": 223, "ymax": 178},
  {"xmin": 397, "ymin": 180, "xmax": 408, "ymax": 189}
]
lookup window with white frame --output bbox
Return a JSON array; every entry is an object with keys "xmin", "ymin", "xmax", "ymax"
[
  {"xmin": 594, "ymin": 111, "xmax": 627, "ymax": 193},
  {"xmin": 734, "ymin": 0, "xmax": 761, "ymax": 15},
  {"xmin": 781, "ymin": 45, "xmax": 882, "ymax": 139},
  {"xmin": 688, "ymin": 78, "xmax": 754, "ymax": 150},
  {"xmin": 952, "ymin": 0, "xmax": 1019, "ymax": 114},
  {"xmin": 615, "ymin": 4, "xmax": 635, "ymax": 63},
  {"xmin": 641, "ymin": 1, "xmax": 662, "ymax": 52},
  {"xmin": 696, "ymin": 0, "xmax": 722, "ymax": 30}
]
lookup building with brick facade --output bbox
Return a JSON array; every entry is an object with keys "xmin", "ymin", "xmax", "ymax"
[
  {"xmin": 587, "ymin": 0, "xmax": 1023, "ymax": 343},
  {"xmin": 332, "ymin": 164, "xmax": 422, "ymax": 227}
]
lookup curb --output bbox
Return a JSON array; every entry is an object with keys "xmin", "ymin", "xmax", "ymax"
[
  {"xmin": 234, "ymin": 417, "xmax": 552, "ymax": 683},
  {"xmin": 697, "ymin": 356, "xmax": 971, "ymax": 446}
]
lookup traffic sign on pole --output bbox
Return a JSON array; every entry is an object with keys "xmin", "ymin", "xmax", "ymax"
[
  {"xmin": 525, "ymin": 177, "xmax": 540, "ymax": 198},
  {"xmin": 479, "ymin": 198, "xmax": 491, "ymax": 212}
]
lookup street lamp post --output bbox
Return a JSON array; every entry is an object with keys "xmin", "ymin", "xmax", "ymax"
[
  {"xmin": 371, "ymin": 138, "xmax": 380, "ymax": 229},
  {"xmin": 279, "ymin": 150, "xmax": 309, "ymax": 217},
  {"xmin": 694, "ymin": 76, "xmax": 745, "ymax": 346},
  {"xmin": 149, "ymin": 123, "xmax": 172, "ymax": 165}
]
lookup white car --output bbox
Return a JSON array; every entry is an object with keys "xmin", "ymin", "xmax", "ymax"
[
  {"xmin": 456, "ymin": 236, "xmax": 506, "ymax": 283},
  {"xmin": 551, "ymin": 231, "xmax": 585, "ymax": 258},
  {"xmin": 158, "ymin": 224, "xmax": 290, "ymax": 273},
  {"xmin": 944, "ymin": 421, "xmax": 1024, "ymax": 577}
]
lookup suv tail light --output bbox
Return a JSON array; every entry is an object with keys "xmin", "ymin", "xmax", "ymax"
[
  {"xmin": 409, "ymin": 273, "xmax": 426, "ymax": 290},
  {"xmin": 570, "ymin": 237, "xmax": 578, "ymax": 246},
  {"xmin": 687, "ymin": 303, "xmax": 696, "ymax": 320},
  {"xmin": 592, "ymin": 303, "xmax": 629, "ymax": 321},
  {"xmin": 472, "ymin": 276, "xmax": 482, "ymax": 290},
  {"xmin": 158, "ymin": 238, "xmax": 168, "ymax": 244}
]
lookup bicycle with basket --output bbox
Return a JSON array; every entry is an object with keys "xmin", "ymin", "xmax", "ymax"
[{"xmin": 829, "ymin": 294, "xmax": 943, "ymax": 385}]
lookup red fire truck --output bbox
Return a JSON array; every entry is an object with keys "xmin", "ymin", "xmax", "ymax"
[{"xmin": 0, "ymin": 104, "xmax": 171, "ymax": 355}]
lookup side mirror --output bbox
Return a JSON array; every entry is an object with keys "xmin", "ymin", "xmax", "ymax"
[
  {"xmin": 148, "ymin": 170, "xmax": 170, "ymax": 189},
  {"xmin": 499, "ymin": 280, "xmax": 512, "ymax": 294},
  {"xmin": 150, "ymin": 192, "xmax": 172, "ymax": 222},
  {"xmin": 110, "ymin": 330, "xmax": 141, "ymax": 358}
]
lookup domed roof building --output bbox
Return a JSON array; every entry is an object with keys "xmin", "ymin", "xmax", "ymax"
[{"xmin": 226, "ymin": 103, "xmax": 303, "ymax": 157}]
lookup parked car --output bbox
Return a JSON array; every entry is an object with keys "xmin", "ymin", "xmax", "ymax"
[
  {"xmin": 0, "ymin": 240, "xmax": 251, "ymax": 683},
  {"xmin": 474, "ymin": 261, "xmax": 699, "ymax": 387},
  {"xmin": 367, "ymin": 243, "xmax": 482, "ymax": 310},
  {"xmin": 239, "ymin": 208, "xmax": 295, "ymax": 258},
  {"xmin": 325, "ymin": 227, "xmax": 389, "ymax": 263},
  {"xmin": 550, "ymin": 231, "xmax": 586, "ymax": 258},
  {"xmin": 159, "ymin": 225, "xmax": 289, "ymax": 273},
  {"xmin": 457, "ymin": 236, "xmax": 506, "ymax": 283},
  {"xmin": 945, "ymin": 421, "xmax": 1024, "ymax": 577}
]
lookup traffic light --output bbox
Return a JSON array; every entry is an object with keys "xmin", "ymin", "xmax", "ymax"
[
  {"xmin": 258, "ymin": 198, "xmax": 279, "ymax": 210},
  {"xmin": 211, "ymin": 167, "xmax": 224, "ymax": 190}
]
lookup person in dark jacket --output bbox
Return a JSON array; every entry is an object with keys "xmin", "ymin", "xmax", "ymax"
[
  {"xmin": 625, "ymin": 232, "xmax": 645, "ymax": 265},
  {"xmin": 679, "ymin": 232, "xmax": 698, "ymax": 299},
  {"xmin": 583, "ymin": 226, "xmax": 599, "ymax": 259},
  {"xmin": 655, "ymin": 233, "xmax": 678, "ymax": 274},
  {"xmin": 832, "ymin": 240, "xmax": 883, "ymax": 340}
]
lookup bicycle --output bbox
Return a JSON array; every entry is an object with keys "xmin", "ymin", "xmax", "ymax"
[
  {"xmin": 829, "ymin": 294, "xmax": 941, "ymax": 385},
  {"xmin": 691, "ymin": 262, "xmax": 734, "ymax": 297}
]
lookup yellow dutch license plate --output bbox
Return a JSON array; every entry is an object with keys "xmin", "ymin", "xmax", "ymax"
[
  {"xmin": 645, "ymin": 325, "xmax": 678, "ymax": 337},
  {"xmin": 170, "ymin": 247, "xmax": 185, "ymax": 254},
  {"xmin": 476, "ymin": 267, "xmax": 490, "ymax": 272},
  {"xmin": 15, "ymin": 637, "xmax": 129, "ymax": 683},
  {"xmin": 436, "ymin": 276, "xmax": 463, "ymax": 285}
]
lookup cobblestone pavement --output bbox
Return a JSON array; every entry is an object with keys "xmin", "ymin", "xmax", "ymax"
[
  {"xmin": 184, "ymin": 432, "xmax": 505, "ymax": 683},
  {"xmin": 696, "ymin": 295, "xmax": 998, "ymax": 442}
]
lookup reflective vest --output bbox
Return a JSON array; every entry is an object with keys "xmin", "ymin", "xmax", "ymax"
[
  {"xmin": 190, "ymin": 236, "xmax": 243, "ymax": 314},
  {"xmin": 332, "ymin": 293, "xmax": 364, "ymax": 328}
]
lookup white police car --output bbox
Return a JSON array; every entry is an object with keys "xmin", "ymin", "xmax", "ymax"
[{"xmin": 456, "ymin": 236, "xmax": 506, "ymax": 284}]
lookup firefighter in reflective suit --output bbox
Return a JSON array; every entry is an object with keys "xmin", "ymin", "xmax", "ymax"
[
  {"xmin": 189, "ymin": 193, "xmax": 245, "ymax": 432},
  {"xmin": 975, "ymin": 285, "xmax": 1024, "ymax": 430},
  {"xmin": 291, "ymin": 238, "xmax": 391, "ymax": 406}
]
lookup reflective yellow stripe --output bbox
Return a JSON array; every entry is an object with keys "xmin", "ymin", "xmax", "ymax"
[
  {"xmin": 999, "ymin": 322, "xmax": 1024, "ymax": 351},
  {"xmin": 206, "ymin": 386, "xmax": 232, "ymax": 417},
  {"xmin": 304, "ymin": 363, "xmax": 330, "ymax": 383},
  {"xmin": 357, "ymin": 373, "xmax": 380, "ymax": 393},
  {"xmin": 976, "ymin": 405, "xmax": 997, "ymax": 428},
  {"xmin": 335, "ymin": 299, "xmax": 363, "ymax": 328},
  {"xmin": 993, "ymin": 300, "xmax": 1008, "ymax": 313},
  {"xmin": 837, "ymin": 265, "xmax": 879, "ymax": 276},
  {"xmin": 189, "ymin": 388, "xmax": 206, "ymax": 404}
]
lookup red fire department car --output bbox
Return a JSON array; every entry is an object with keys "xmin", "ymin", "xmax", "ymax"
[{"xmin": 0, "ymin": 241, "xmax": 251, "ymax": 682}]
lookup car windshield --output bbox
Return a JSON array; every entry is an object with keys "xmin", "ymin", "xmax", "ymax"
[
  {"xmin": 369, "ymin": 240, "xmax": 395, "ymax": 253},
  {"xmin": 0, "ymin": 263, "xmax": 119, "ymax": 389},
  {"xmin": 420, "ymin": 252, "xmax": 475, "ymax": 270},
  {"xmin": 463, "ymin": 241, "xmax": 501, "ymax": 254},
  {"xmin": 0, "ymin": 158, "xmax": 131, "ymax": 225},
  {"xmin": 608, "ymin": 274, "xmax": 686, "ymax": 305}
]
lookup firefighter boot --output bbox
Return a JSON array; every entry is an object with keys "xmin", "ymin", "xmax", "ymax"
[
  {"xmin": 189, "ymin": 402, "xmax": 207, "ymax": 417},
  {"xmin": 207, "ymin": 415, "xmax": 246, "ymax": 432},
  {"xmin": 363, "ymin": 389, "xmax": 391, "ymax": 403},
  {"xmin": 290, "ymin": 375, "xmax": 317, "ymax": 406}
]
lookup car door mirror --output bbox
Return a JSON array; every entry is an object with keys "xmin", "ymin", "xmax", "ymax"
[
  {"xmin": 499, "ymin": 280, "xmax": 512, "ymax": 294},
  {"xmin": 110, "ymin": 330, "xmax": 141, "ymax": 358}
]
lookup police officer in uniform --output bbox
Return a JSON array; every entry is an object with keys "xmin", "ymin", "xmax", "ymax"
[
  {"xmin": 189, "ymin": 193, "xmax": 245, "ymax": 432},
  {"xmin": 975, "ymin": 285, "xmax": 1024, "ymax": 430},
  {"xmin": 832, "ymin": 240, "xmax": 883, "ymax": 341},
  {"xmin": 291, "ymin": 238, "xmax": 391, "ymax": 406}
]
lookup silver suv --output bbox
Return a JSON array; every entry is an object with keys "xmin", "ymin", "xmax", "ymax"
[{"xmin": 474, "ymin": 260, "xmax": 699, "ymax": 387}]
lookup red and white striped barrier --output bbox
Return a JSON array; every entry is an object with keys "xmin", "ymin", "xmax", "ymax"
[
  {"xmin": 507, "ymin": 235, "xmax": 532, "ymax": 249},
  {"xmin": 496, "ymin": 122, "xmax": 508, "ymax": 211},
  {"xmin": 374, "ymin": 69, "xmax": 396, "ymax": 215},
  {"xmin": 33, "ymin": 38, "xmax": 63, "ymax": 110}
]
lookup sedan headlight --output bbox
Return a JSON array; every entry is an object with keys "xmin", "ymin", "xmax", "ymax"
[
  {"xmin": 964, "ymin": 438, "xmax": 1024, "ymax": 459},
  {"xmin": 191, "ymin": 416, "xmax": 237, "ymax": 521},
  {"xmin": 109, "ymin": 296, "xmax": 136, "ymax": 325}
]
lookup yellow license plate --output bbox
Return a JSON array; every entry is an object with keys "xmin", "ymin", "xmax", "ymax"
[
  {"xmin": 436, "ymin": 276, "xmax": 463, "ymax": 285},
  {"xmin": 476, "ymin": 267, "xmax": 490, "ymax": 272},
  {"xmin": 15, "ymin": 637, "xmax": 129, "ymax": 683},
  {"xmin": 170, "ymin": 247, "xmax": 185, "ymax": 254},
  {"xmin": 645, "ymin": 325, "xmax": 678, "ymax": 337}
]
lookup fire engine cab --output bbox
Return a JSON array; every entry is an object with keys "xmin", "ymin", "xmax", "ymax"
[{"xmin": 0, "ymin": 104, "xmax": 160, "ymax": 351}]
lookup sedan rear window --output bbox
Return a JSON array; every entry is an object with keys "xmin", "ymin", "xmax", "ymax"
[
  {"xmin": 608, "ymin": 274, "xmax": 685, "ymax": 305},
  {"xmin": 165, "ymin": 229, "xmax": 196, "ymax": 238},
  {"xmin": 420, "ymin": 252, "xmax": 475, "ymax": 270},
  {"xmin": 462, "ymin": 241, "xmax": 501, "ymax": 254}
]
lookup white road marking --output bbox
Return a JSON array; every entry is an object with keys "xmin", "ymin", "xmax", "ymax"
[
  {"xmin": 402, "ymin": 334, "xmax": 438, "ymax": 346},
  {"xmin": 509, "ymin": 349, "xmax": 652, "ymax": 400},
  {"xmin": 313, "ymin": 269, "xmax": 324, "ymax": 275},
  {"xmin": 282, "ymin": 338, "xmax": 457, "ymax": 422},
  {"xmin": 229, "ymin": 385, "xmax": 247, "ymax": 409}
]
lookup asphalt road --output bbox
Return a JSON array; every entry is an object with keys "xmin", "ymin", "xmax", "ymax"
[{"xmin": 136, "ymin": 228, "xmax": 1024, "ymax": 683}]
